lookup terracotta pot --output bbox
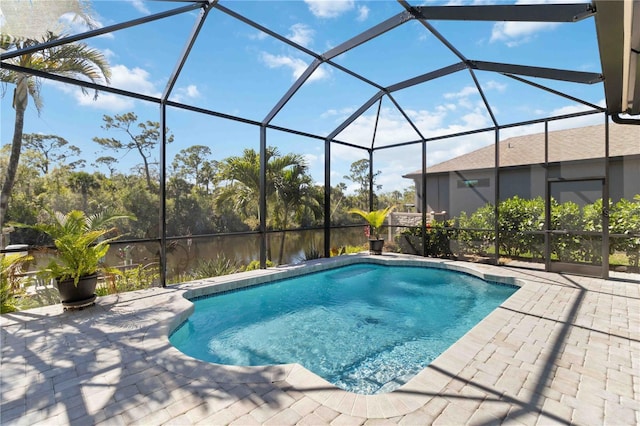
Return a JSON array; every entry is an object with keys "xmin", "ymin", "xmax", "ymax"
[{"xmin": 56, "ymin": 274, "xmax": 98, "ymax": 304}]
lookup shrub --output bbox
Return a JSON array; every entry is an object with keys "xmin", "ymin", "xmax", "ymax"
[
  {"xmin": 330, "ymin": 245, "xmax": 366, "ymax": 256},
  {"xmin": 99, "ymin": 262, "xmax": 159, "ymax": 295},
  {"xmin": 497, "ymin": 196, "xmax": 544, "ymax": 258},
  {"xmin": 550, "ymin": 199, "xmax": 583, "ymax": 262},
  {"xmin": 1, "ymin": 253, "xmax": 32, "ymax": 313},
  {"xmin": 244, "ymin": 259, "xmax": 275, "ymax": 271},
  {"xmin": 457, "ymin": 205, "xmax": 495, "ymax": 255},
  {"xmin": 300, "ymin": 243, "xmax": 322, "ymax": 261},
  {"xmin": 610, "ymin": 195, "xmax": 640, "ymax": 268},
  {"xmin": 190, "ymin": 254, "xmax": 242, "ymax": 279},
  {"xmin": 397, "ymin": 221, "xmax": 455, "ymax": 258}
]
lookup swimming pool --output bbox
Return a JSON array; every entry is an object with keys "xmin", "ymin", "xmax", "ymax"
[{"xmin": 170, "ymin": 262, "xmax": 518, "ymax": 394}]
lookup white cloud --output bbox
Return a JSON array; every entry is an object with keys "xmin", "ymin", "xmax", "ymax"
[
  {"xmin": 305, "ymin": 0, "xmax": 354, "ymax": 18},
  {"xmin": 444, "ymin": 86, "xmax": 478, "ymax": 99},
  {"xmin": 544, "ymin": 101, "xmax": 606, "ymax": 129},
  {"xmin": 109, "ymin": 64, "xmax": 160, "ymax": 97},
  {"xmin": 57, "ymin": 11, "xmax": 113, "ymax": 39},
  {"xmin": 287, "ymin": 23, "xmax": 314, "ymax": 47},
  {"xmin": 185, "ymin": 85, "xmax": 200, "ymax": 98},
  {"xmin": 490, "ymin": 21, "xmax": 559, "ymax": 46},
  {"xmin": 357, "ymin": 6, "xmax": 370, "ymax": 22},
  {"xmin": 52, "ymin": 81, "xmax": 134, "ymax": 111},
  {"xmin": 499, "ymin": 101, "xmax": 604, "ymax": 140},
  {"xmin": 484, "ymin": 80, "xmax": 507, "ymax": 92},
  {"xmin": 127, "ymin": 0, "xmax": 150, "ymax": 14},
  {"xmin": 441, "ymin": 83, "xmax": 506, "ymax": 118},
  {"xmin": 324, "ymin": 97, "xmax": 497, "ymax": 192},
  {"xmin": 489, "ymin": 0, "xmax": 577, "ymax": 46},
  {"xmin": 171, "ymin": 84, "xmax": 201, "ymax": 103},
  {"xmin": 303, "ymin": 153, "xmax": 319, "ymax": 165},
  {"xmin": 304, "ymin": 152, "xmax": 326, "ymax": 183},
  {"xmin": 461, "ymin": 110, "xmax": 490, "ymax": 128},
  {"xmin": 249, "ymin": 31, "xmax": 268, "ymax": 41},
  {"xmin": 101, "ymin": 48, "xmax": 116, "ymax": 59},
  {"xmin": 76, "ymin": 91, "xmax": 135, "ymax": 111},
  {"xmin": 260, "ymin": 52, "xmax": 330, "ymax": 82},
  {"xmin": 49, "ymin": 63, "xmax": 160, "ymax": 112},
  {"xmin": 409, "ymin": 109, "xmax": 448, "ymax": 130},
  {"xmin": 320, "ymin": 107, "xmax": 356, "ymax": 119},
  {"xmin": 334, "ymin": 108, "xmax": 425, "ymax": 147},
  {"xmin": 457, "ymin": 97, "xmax": 474, "ymax": 110}
]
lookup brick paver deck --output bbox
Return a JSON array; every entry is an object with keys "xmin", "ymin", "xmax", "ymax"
[{"xmin": 1, "ymin": 254, "xmax": 638, "ymax": 425}]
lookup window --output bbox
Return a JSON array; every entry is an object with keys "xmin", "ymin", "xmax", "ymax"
[{"xmin": 457, "ymin": 178, "xmax": 489, "ymax": 188}]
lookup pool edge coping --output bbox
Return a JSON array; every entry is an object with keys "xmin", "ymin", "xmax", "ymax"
[{"xmin": 141, "ymin": 253, "xmax": 528, "ymax": 419}]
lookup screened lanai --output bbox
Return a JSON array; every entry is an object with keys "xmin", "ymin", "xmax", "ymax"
[{"xmin": 1, "ymin": 0, "xmax": 639, "ymax": 288}]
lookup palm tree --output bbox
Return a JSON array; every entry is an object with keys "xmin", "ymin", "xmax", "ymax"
[
  {"xmin": 216, "ymin": 147, "xmax": 317, "ymax": 263},
  {"xmin": 215, "ymin": 148, "xmax": 263, "ymax": 229},
  {"xmin": 216, "ymin": 147, "xmax": 306, "ymax": 229},
  {"xmin": 68, "ymin": 171, "xmax": 101, "ymax": 212},
  {"xmin": 348, "ymin": 205, "xmax": 396, "ymax": 240},
  {"xmin": 0, "ymin": 31, "xmax": 111, "ymax": 244},
  {"xmin": 273, "ymin": 162, "xmax": 320, "ymax": 264}
]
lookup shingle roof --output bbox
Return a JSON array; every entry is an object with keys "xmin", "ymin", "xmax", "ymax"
[{"xmin": 403, "ymin": 123, "xmax": 640, "ymax": 177}]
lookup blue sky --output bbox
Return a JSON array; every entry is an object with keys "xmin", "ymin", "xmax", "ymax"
[{"xmin": 1, "ymin": 0, "xmax": 607, "ymax": 194}]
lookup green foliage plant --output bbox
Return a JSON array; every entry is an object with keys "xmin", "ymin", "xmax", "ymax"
[
  {"xmin": 0, "ymin": 32, "xmax": 111, "ymax": 239},
  {"xmin": 17, "ymin": 209, "xmax": 134, "ymax": 286},
  {"xmin": 348, "ymin": 206, "xmax": 396, "ymax": 240},
  {"xmin": 397, "ymin": 221, "xmax": 455, "ymax": 258},
  {"xmin": 497, "ymin": 196, "xmax": 544, "ymax": 259},
  {"xmin": 98, "ymin": 262, "xmax": 159, "ymax": 295},
  {"xmin": 610, "ymin": 195, "xmax": 640, "ymax": 268},
  {"xmin": 189, "ymin": 254, "xmax": 242, "ymax": 279},
  {"xmin": 329, "ymin": 245, "xmax": 366, "ymax": 256},
  {"xmin": 550, "ymin": 199, "xmax": 583, "ymax": 262},
  {"xmin": 580, "ymin": 198, "xmax": 606, "ymax": 264},
  {"xmin": 244, "ymin": 259, "xmax": 275, "ymax": 271},
  {"xmin": 1, "ymin": 252, "xmax": 32, "ymax": 313},
  {"xmin": 300, "ymin": 242, "xmax": 322, "ymax": 261},
  {"xmin": 456, "ymin": 204, "xmax": 495, "ymax": 255}
]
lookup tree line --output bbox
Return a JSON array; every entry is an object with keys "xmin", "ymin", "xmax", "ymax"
[
  {"xmin": 1, "ymin": 31, "xmax": 413, "ymax": 249},
  {"xmin": 1, "ymin": 111, "xmax": 414, "ymax": 246}
]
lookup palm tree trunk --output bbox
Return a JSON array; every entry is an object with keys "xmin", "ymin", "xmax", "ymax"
[{"xmin": 0, "ymin": 81, "xmax": 27, "ymax": 246}]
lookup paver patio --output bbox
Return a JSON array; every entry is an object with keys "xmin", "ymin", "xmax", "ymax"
[{"xmin": 1, "ymin": 254, "xmax": 638, "ymax": 425}]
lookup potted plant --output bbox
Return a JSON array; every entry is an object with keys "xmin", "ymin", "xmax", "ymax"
[
  {"xmin": 17, "ymin": 209, "xmax": 134, "ymax": 308},
  {"xmin": 348, "ymin": 206, "xmax": 396, "ymax": 254}
]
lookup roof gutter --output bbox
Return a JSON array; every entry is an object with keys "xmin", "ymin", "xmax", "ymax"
[{"xmin": 612, "ymin": 113, "xmax": 640, "ymax": 125}]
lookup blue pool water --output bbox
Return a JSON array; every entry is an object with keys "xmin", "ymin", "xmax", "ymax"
[{"xmin": 170, "ymin": 263, "xmax": 517, "ymax": 394}]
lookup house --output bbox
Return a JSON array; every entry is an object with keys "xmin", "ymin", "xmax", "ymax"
[{"xmin": 403, "ymin": 123, "xmax": 640, "ymax": 218}]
